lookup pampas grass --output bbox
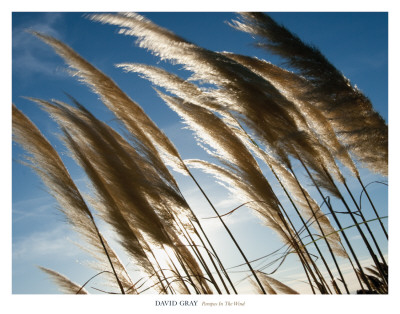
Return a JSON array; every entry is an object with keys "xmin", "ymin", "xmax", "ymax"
[
  {"xmin": 229, "ymin": 12, "xmax": 388, "ymax": 177},
  {"xmin": 39, "ymin": 267, "xmax": 89, "ymax": 294},
  {"xmin": 13, "ymin": 12, "xmax": 388, "ymax": 295}
]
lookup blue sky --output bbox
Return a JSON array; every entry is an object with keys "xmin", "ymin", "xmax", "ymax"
[{"xmin": 11, "ymin": 11, "xmax": 389, "ymax": 299}]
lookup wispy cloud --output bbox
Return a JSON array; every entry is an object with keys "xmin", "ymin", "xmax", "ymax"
[
  {"xmin": 12, "ymin": 13, "xmax": 68, "ymax": 79},
  {"xmin": 350, "ymin": 234, "xmax": 362, "ymax": 241},
  {"xmin": 12, "ymin": 203, "xmax": 54, "ymax": 224},
  {"xmin": 12, "ymin": 195, "xmax": 55, "ymax": 223},
  {"xmin": 13, "ymin": 225, "xmax": 82, "ymax": 261}
]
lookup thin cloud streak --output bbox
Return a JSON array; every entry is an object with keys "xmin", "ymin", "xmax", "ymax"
[
  {"xmin": 13, "ymin": 225, "xmax": 82, "ymax": 261},
  {"xmin": 13, "ymin": 13, "xmax": 67, "ymax": 79}
]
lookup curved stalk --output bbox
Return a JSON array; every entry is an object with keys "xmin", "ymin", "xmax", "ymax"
[
  {"xmin": 357, "ymin": 176, "xmax": 388, "ymax": 239},
  {"xmin": 187, "ymin": 171, "xmax": 267, "ymax": 294}
]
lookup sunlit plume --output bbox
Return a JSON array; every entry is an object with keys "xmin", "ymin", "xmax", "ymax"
[
  {"xmin": 13, "ymin": 104, "xmax": 132, "ymax": 293},
  {"xmin": 31, "ymin": 31, "xmax": 188, "ymax": 177},
  {"xmin": 39, "ymin": 267, "xmax": 89, "ymax": 294},
  {"xmin": 224, "ymin": 53, "xmax": 360, "ymax": 179},
  {"xmin": 230, "ymin": 12, "xmax": 387, "ymax": 176},
  {"xmin": 252, "ymin": 271, "xmax": 299, "ymax": 294}
]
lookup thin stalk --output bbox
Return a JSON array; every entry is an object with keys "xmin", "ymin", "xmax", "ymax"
[
  {"xmin": 181, "ymin": 234, "xmax": 220, "ymax": 294},
  {"xmin": 164, "ymin": 227, "xmax": 204, "ymax": 294},
  {"xmin": 342, "ymin": 180, "xmax": 387, "ymax": 267},
  {"xmin": 147, "ymin": 247, "xmax": 173, "ymax": 294},
  {"xmin": 76, "ymin": 270, "xmax": 112, "ymax": 294},
  {"xmin": 163, "ymin": 245, "xmax": 192, "ymax": 294},
  {"xmin": 275, "ymin": 202, "xmax": 331, "ymax": 294},
  {"xmin": 298, "ymin": 158, "xmax": 374, "ymax": 291},
  {"xmin": 327, "ymin": 179, "xmax": 387, "ymax": 286},
  {"xmin": 174, "ymin": 217, "xmax": 221, "ymax": 294},
  {"xmin": 190, "ymin": 220, "xmax": 232, "ymax": 294},
  {"xmin": 234, "ymin": 117, "xmax": 334, "ymax": 293},
  {"xmin": 191, "ymin": 219, "xmax": 237, "ymax": 294},
  {"xmin": 277, "ymin": 212, "xmax": 316, "ymax": 294},
  {"xmin": 187, "ymin": 171, "xmax": 267, "ymax": 294},
  {"xmin": 318, "ymin": 196, "xmax": 366, "ymax": 291},
  {"xmin": 289, "ymin": 167, "xmax": 349, "ymax": 294},
  {"xmin": 225, "ymin": 118, "xmax": 327, "ymax": 292},
  {"xmin": 171, "ymin": 247, "xmax": 202, "ymax": 294},
  {"xmin": 91, "ymin": 221, "xmax": 125, "ymax": 294},
  {"xmin": 338, "ymin": 241, "xmax": 366, "ymax": 292},
  {"xmin": 261, "ymin": 161, "xmax": 331, "ymax": 293},
  {"xmin": 176, "ymin": 184, "xmax": 237, "ymax": 294},
  {"xmin": 162, "ymin": 204, "xmax": 214, "ymax": 294},
  {"xmin": 318, "ymin": 192, "xmax": 371, "ymax": 291},
  {"xmin": 318, "ymin": 165, "xmax": 387, "ymax": 281},
  {"xmin": 298, "ymin": 256, "xmax": 316, "ymax": 294},
  {"xmin": 357, "ymin": 176, "xmax": 388, "ymax": 239},
  {"xmin": 276, "ymin": 179, "xmax": 334, "ymax": 294},
  {"xmin": 277, "ymin": 203, "xmax": 327, "ymax": 294}
]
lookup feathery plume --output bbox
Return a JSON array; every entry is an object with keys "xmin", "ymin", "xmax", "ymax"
[
  {"xmin": 13, "ymin": 104, "xmax": 128, "ymax": 293},
  {"xmin": 234, "ymin": 128, "xmax": 347, "ymax": 257},
  {"xmin": 224, "ymin": 53, "xmax": 360, "ymax": 178},
  {"xmin": 256, "ymin": 271, "xmax": 299, "ymax": 294},
  {"xmin": 230, "ymin": 12, "xmax": 388, "ymax": 176},
  {"xmin": 39, "ymin": 267, "xmax": 88, "ymax": 294},
  {"xmin": 117, "ymin": 63, "xmax": 226, "ymax": 114},
  {"xmin": 117, "ymin": 62, "xmax": 345, "ymax": 257},
  {"xmin": 31, "ymin": 98, "xmax": 209, "ymax": 293},
  {"xmin": 29, "ymin": 98, "xmax": 176, "ymax": 245},
  {"xmin": 63, "ymin": 131, "xmax": 166, "ymax": 293},
  {"xmin": 156, "ymin": 93, "xmax": 290, "ymax": 238},
  {"xmin": 31, "ymin": 31, "xmax": 188, "ymax": 177},
  {"xmin": 187, "ymin": 159, "xmax": 291, "ymax": 245},
  {"xmin": 94, "ymin": 13, "xmax": 349, "ymax": 190}
]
